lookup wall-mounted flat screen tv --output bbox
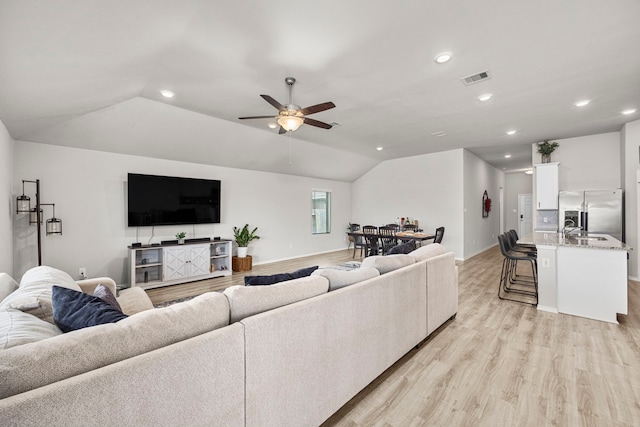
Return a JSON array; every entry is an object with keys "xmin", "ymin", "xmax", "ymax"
[{"xmin": 127, "ymin": 173, "xmax": 221, "ymax": 226}]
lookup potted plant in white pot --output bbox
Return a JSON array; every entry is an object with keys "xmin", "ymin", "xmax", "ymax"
[
  {"xmin": 233, "ymin": 224, "xmax": 260, "ymax": 258},
  {"xmin": 175, "ymin": 231, "xmax": 186, "ymax": 244}
]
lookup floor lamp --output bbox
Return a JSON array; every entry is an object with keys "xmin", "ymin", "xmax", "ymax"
[{"xmin": 16, "ymin": 179, "xmax": 62, "ymax": 266}]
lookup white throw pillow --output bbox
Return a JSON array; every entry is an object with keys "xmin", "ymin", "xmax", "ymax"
[
  {"xmin": 0, "ymin": 309, "xmax": 62, "ymax": 350},
  {"xmin": 312, "ymin": 266, "xmax": 380, "ymax": 291},
  {"xmin": 0, "ymin": 266, "xmax": 81, "ymax": 324},
  {"xmin": 360, "ymin": 254, "xmax": 415, "ymax": 274},
  {"xmin": 409, "ymin": 243, "xmax": 447, "ymax": 262},
  {"xmin": 0, "ymin": 273, "xmax": 19, "ymax": 303}
]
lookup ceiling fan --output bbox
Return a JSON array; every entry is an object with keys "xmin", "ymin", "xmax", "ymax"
[{"xmin": 239, "ymin": 77, "xmax": 336, "ymax": 134}]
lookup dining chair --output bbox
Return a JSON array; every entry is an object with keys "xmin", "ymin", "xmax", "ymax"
[
  {"xmin": 434, "ymin": 226, "xmax": 445, "ymax": 244},
  {"xmin": 402, "ymin": 224, "xmax": 417, "ymax": 232},
  {"xmin": 349, "ymin": 223, "xmax": 367, "ymax": 259},
  {"xmin": 362, "ymin": 225, "xmax": 380, "ymax": 256},
  {"xmin": 378, "ymin": 225, "xmax": 398, "ymax": 255}
]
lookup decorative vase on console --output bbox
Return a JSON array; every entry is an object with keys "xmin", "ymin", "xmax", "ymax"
[{"xmin": 176, "ymin": 232, "xmax": 186, "ymax": 245}]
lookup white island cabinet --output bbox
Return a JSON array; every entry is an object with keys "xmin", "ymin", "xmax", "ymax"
[{"xmin": 520, "ymin": 232, "xmax": 630, "ymax": 323}]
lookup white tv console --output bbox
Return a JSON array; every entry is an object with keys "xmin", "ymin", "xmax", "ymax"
[{"xmin": 128, "ymin": 239, "xmax": 232, "ymax": 289}]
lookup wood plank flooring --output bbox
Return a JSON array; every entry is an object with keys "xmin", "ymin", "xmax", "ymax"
[{"xmin": 144, "ymin": 245, "xmax": 640, "ymax": 426}]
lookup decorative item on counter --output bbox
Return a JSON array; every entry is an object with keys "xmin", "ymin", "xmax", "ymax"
[
  {"xmin": 233, "ymin": 224, "xmax": 260, "ymax": 258},
  {"xmin": 482, "ymin": 190, "xmax": 491, "ymax": 218},
  {"xmin": 537, "ymin": 139, "xmax": 559, "ymax": 163},
  {"xmin": 176, "ymin": 232, "xmax": 186, "ymax": 244}
]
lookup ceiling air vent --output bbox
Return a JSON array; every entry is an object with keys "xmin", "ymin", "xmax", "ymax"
[{"xmin": 461, "ymin": 70, "xmax": 491, "ymax": 86}]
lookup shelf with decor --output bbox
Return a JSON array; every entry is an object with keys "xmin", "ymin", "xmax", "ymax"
[{"xmin": 128, "ymin": 239, "xmax": 232, "ymax": 289}]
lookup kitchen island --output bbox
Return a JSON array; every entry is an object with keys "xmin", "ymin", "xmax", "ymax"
[{"xmin": 520, "ymin": 232, "xmax": 630, "ymax": 323}]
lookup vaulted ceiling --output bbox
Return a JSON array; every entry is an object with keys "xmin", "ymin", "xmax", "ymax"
[{"xmin": 0, "ymin": 1, "xmax": 638, "ymax": 182}]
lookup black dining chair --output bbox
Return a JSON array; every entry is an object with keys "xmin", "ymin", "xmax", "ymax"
[
  {"xmin": 401, "ymin": 224, "xmax": 417, "ymax": 232},
  {"xmin": 362, "ymin": 225, "xmax": 380, "ymax": 256},
  {"xmin": 349, "ymin": 223, "xmax": 367, "ymax": 259},
  {"xmin": 434, "ymin": 226, "xmax": 445, "ymax": 244},
  {"xmin": 378, "ymin": 225, "xmax": 398, "ymax": 255}
]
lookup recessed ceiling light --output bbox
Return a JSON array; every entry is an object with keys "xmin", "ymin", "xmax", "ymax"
[
  {"xmin": 478, "ymin": 94, "xmax": 493, "ymax": 102},
  {"xmin": 524, "ymin": 169, "xmax": 533, "ymax": 175},
  {"xmin": 159, "ymin": 90, "xmax": 175, "ymax": 98},
  {"xmin": 574, "ymin": 99, "xmax": 590, "ymax": 107},
  {"xmin": 506, "ymin": 130, "xmax": 517, "ymax": 135},
  {"xmin": 504, "ymin": 154, "xmax": 512, "ymax": 158},
  {"xmin": 376, "ymin": 147, "xmax": 383, "ymax": 151},
  {"xmin": 434, "ymin": 52, "xmax": 452, "ymax": 63},
  {"xmin": 268, "ymin": 123, "xmax": 277, "ymax": 129},
  {"xmin": 622, "ymin": 108, "xmax": 637, "ymax": 115}
]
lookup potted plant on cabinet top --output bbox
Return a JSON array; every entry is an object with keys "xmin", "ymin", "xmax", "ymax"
[
  {"xmin": 176, "ymin": 232, "xmax": 186, "ymax": 244},
  {"xmin": 537, "ymin": 140, "xmax": 559, "ymax": 163},
  {"xmin": 233, "ymin": 224, "xmax": 260, "ymax": 258}
]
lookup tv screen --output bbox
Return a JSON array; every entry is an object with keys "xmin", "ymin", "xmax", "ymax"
[{"xmin": 127, "ymin": 173, "xmax": 221, "ymax": 226}]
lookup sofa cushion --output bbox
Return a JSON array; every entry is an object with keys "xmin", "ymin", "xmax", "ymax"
[
  {"xmin": 312, "ymin": 266, "xmax": 380, "ymax": 291},
  {"xmin": 0, "ymin": 266, "xmax": 81, "ymax": 324},
  {"xmin": 0, "ymin": 309, "xmax": 62, "ymax": 350},
  {"xmin": 409, "ymin": 243, "xmax": 447, "ymax": 262},
  {"xmin": 244, "ymin": 266, "xmax": 319, "ymax": 286},
  {"xmin": 360, "ymin": 254, "xmax": 415, "ymax": 274},
  {"xmin": 0, "ymin": 291, "xmax": 231, "ymax": 399},
  {"xmin": 386, "ymin": 240, "xmax": 416, "ymax": 255},
  {"xmin": 224, "ymin": 275, "xmax": 329, "ymax": 323},
  {"xmin": 52, "ymin": 286, "xmax": 128, "ymax": 333},
  {"xmin": 116, "ymin": 286, "xmax": 154, "ymax": 315},
  {"xmin": 94, "ymin": 283, "xmax": 123, "ymax": 312},
  {"xmin": 0, "ymin": 273, "xmax": 19, "ymax": 302}
]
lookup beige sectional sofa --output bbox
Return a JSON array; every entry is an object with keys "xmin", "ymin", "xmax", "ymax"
[{"xmin": 0, "ymin": 244, "xmax": 457, "ymax": 427}]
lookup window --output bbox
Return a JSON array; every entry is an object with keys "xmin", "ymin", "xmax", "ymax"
[{"xmin": 311, "ymin": 190, "xmax": 331, "ymax": 234}]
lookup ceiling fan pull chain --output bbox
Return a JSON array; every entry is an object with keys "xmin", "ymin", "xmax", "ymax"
[{"xmin": 289, "ymin": 133, "xmax": 293, "ymax": 166}]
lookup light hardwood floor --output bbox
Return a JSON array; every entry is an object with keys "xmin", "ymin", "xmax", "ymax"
[{"xmin": 146, "ymin": 245, "xmax": 640, "ymax": 426}]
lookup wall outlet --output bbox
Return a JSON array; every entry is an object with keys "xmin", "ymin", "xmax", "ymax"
[{"xmin": 79, "ymin": 268, "xmax": 87, "ymax": 279}]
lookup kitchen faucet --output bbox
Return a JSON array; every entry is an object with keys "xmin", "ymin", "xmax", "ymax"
[{"xmin": 562, "ymin": 219, "xmax": 583, "ymax": 237}]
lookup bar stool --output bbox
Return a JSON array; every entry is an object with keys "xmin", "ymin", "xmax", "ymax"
[{"xmin": 497, "ymin": 234, "xmax": 537, "ymax": 305}]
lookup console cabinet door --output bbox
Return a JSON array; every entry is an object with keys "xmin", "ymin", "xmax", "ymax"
[
  {"xmin": 164, "ymin": 246, "xmax": 189, "ymax": 281},
  {"xmin": 188, "ymin": 244, "xmax": 211, "ymax": 277}
]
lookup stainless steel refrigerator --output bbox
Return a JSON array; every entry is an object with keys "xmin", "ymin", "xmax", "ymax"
[{"xmin": 558, "ymin": 189, "xmax": 624, "ymax": 241}]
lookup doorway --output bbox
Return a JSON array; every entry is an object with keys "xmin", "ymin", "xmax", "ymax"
[{"xmin": 518, "ymin": 194, "xmax": 533, "ymax": 237}]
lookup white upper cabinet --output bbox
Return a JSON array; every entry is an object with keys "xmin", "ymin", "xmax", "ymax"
[{"xmin": 535, "ymin": 163, "xmax": 559, "ymax": 209}]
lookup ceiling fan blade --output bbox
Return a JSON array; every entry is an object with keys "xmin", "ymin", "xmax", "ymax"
[
  {"xmin": 238, "ymin": 115, "xmax": 276, "ymax": 120},
  {"xmin": 278, "ymin": 126, "xmax": 287, "ymax": 134},
  {"xmin": 303, "ymin": 117, "xmax": 333, "ymax": 129},
  {"xmin": 299, "ymin": 102, "xmax": 336, "ymax": 116},
  {"xmin": 260, "ymin": 95, "xmax": 286, "ymax": 111}
]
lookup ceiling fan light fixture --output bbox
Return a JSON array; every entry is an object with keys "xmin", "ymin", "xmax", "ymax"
[{"xmin": 277, "ymin": 116, "xmax": 304, "ymax": 132}]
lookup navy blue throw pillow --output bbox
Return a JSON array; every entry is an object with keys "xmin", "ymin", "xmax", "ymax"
[
  {"xmin": 52, "ymin": 285, "xmax": 128, "ymax": 333},
  {"xmin": 244, "ymin": 266, "xmax": 319, "ymax": 286},
  {"xmin": 387, "ymin": 240, "xmax": 417, "ymax": 255}
]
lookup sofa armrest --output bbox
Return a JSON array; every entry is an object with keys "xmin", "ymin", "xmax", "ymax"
[{"xmin": 76, "ymin": 277, "xmax": 117, "ymax": 296}]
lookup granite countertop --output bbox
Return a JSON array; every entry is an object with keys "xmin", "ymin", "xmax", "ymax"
[{"xmin": 520, "ymin": 232, "xmax": 631, "ymax": 251}]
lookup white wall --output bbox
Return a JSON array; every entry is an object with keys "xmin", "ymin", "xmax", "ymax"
[
  {"xmin": 463, "ymin": 150, "xmax": 505, "ymax": 258},
  {"xmin": 352, "ymin": 149, "xmax": 464, "ymax": 259},
  {"xmin": 622, "ymin": 119, "xmax": 640, "ymax": 279},
  {"xmin": 13, "ymin": 141, "xmax": 352, "ymax": 283},
  {"xmin": 0, "ymin": 119, "xmax": 13, "ymax": 275},
  {"xmin": 533, "ymin": 132, "xmax": 621, "ymax": 191},
  {"xmin": 504, "ymin": 173, "xmax": 533, "ymax": 234}
]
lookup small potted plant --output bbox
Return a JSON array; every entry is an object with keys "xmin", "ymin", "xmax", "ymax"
[
  {"xmin": 233, "ymin": 224, "xmax": 260, "ymax": 258},
  {"xmin": 175, "ymin": 232, "xmax": 186, "ymax": 244},
  {"xmin": 537, "ymin": 140, "xmax": 559, "ymax": 163}
]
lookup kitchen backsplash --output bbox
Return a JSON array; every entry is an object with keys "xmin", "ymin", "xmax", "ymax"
[{"xmin": 536, "ymin": 210, "xmax": 558, "ymax": 231}]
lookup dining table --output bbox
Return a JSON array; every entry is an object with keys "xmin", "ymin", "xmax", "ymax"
[{"xmin": 347, "ymin": 230, "xmax": 436, "ymax": 256}]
